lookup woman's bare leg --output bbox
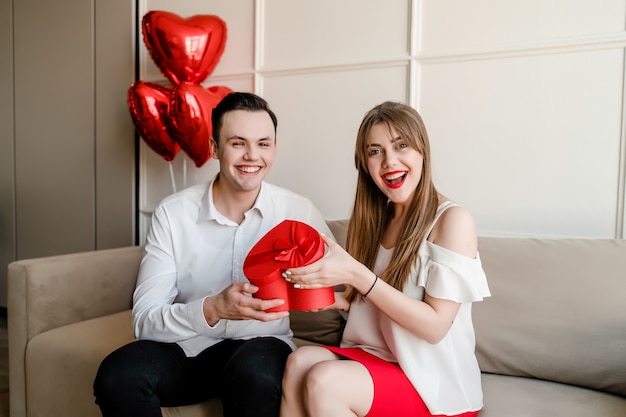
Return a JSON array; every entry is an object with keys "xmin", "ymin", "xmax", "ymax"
[
  {"xmin": 280, "ymin": 346, "xmax": 375, "ymax": 417},
  {"xmin": 280, "ymin": 346, "xmax": 341, "ymax": 417}
]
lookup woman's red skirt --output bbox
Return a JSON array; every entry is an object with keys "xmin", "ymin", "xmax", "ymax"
[{"xmin": 324, "ymin": 347, "xmax": 480, "ymax": 417}]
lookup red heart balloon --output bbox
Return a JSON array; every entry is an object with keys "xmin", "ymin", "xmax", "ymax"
[
  {"xmin": 127, "ymin": 81, "xmax": 180, "ymax": 162},
  {"xmin": 142, "ymin": 11, "xmax": 227, "ymax": 85},
  {"xmin": 169, "ymin": 83, "xmax": 232, "ymax": 167}
]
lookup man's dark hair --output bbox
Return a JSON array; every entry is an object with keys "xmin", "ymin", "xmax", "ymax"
[{"xmin": 211, "ymin": 92, "xmax": 278, "ymax": 145}]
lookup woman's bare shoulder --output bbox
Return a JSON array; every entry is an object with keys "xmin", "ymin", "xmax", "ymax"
[{"xmin": 429, "ymin": 203, "xmax": 477, "ymax": 258}]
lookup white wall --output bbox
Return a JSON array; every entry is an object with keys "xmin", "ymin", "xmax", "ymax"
[{"xmin": 138, "ymin": 0, "xmax": 626, "ymax": 240}]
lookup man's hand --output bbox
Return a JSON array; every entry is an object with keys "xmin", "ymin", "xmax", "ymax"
[{"xmin": 202, "ymin": 282, "xmax": 289, "ymax": 326}]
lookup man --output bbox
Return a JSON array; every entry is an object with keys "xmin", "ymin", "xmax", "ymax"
[{"xmin": 93, "ymin": 92, "xmax": 332, "ymax": 417}]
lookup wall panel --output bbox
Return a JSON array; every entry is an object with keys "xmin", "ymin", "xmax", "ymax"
[
  {"xmin": 261, "ymin": 0, "xmax": 410, "ymax": 69},
  {"xmin": 2, "ymin": 0, "xmax": 136, "ymax": 306},
  {"xmin": 14, "ymin": 0, "xmax": 96, "ymax": 258},
  {"xmin": 95, "ymin": 0, "xmax": 137, "ymax": 249},
  {"xmin": 418, "ymin": 0, "xmax": 626, "ymax": 55},
  {"xmin": 418, "ymin": 48, "xmax": 624, "ymax": 238},
  {"xmin": 0, "ymin": 0, "xmax": 14, "ymax": 306},
  {"xmin": 139, "ymin": 0, "xmax": 255, "ymax": 81}
]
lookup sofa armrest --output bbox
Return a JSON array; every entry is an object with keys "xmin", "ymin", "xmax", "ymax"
[{"xmin": 7, "ymin": 245, "xmax": 143, "ymax": 417}]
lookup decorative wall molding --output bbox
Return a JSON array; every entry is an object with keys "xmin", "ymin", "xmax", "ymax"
[
  {"xmin": 415, "ymin": 33, "xmax": 626, "ymax": 64},
  {"xmin": 618, "ymin": 49, "xmax": 626, "ymax": 239}
]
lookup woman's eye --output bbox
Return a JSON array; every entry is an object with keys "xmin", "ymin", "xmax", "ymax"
[
  {"xmin": 398, "ymin": 142, "xmax": 408, "ymax": 149},
  {"xmin": 368, "ymin": 149, "xmax": 382, "ymax": 157}
]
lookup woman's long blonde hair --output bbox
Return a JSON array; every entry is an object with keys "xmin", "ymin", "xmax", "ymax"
[{"xmin": 344, "ymin": 101, "xmax": 439, "ymax": 303}]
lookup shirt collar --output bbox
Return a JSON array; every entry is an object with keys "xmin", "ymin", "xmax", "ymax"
[{"xmin": 197, "ymin": 176, "xmax": 271, "ymax": 224}]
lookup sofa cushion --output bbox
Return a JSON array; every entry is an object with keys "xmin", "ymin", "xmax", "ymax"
[
  {"xmin": 474, "ymin": 237, "xmax": 626, "ymax": 397},
  {"xmin": 25, "ymin": 310, "xmax": 136, "ymax": 417},
  {"xmin": 480, "ymin": 373, "xmax": 626, "ymax": 417},
  {"xmin": 326, "ymin": 219, "xmax": 348, "ymax": 247},
  {"xmin": 290, "ymin": 310, "xmax": 345, "ymax": 346},
  {"xmin": 162, "ymin": 400, "xmax": 222, "ymax": 417}
]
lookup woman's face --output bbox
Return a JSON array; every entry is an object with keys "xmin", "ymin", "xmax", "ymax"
[{"xmin": 365, "ymin": 122, "xmax": 424, "ymax": 206}]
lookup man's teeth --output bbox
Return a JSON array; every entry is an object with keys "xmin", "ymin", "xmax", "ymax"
[{"xmin": 239, "ymin": 166, "xmax": 261, "ymax": 173}]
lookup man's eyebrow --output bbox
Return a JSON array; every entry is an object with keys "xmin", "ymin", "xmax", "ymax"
[{"xmin": 226, "ymin": 136, "xmax": 272, "ymax": 142}]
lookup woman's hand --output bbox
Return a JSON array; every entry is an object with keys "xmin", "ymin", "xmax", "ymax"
[{"xmin": 282, "ymin": 235, "xmax": 369, "ymax": 291}]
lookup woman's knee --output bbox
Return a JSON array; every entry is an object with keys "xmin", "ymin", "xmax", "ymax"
[
  {"xmin": 302, "ymin": 361, "xmax": 342, "ymax": 399},
  {"xmin": 285, "ymin": 346, "xmax": 318, "ymax": 371},
  {"xmin": 283, "ymin": 347, "xmax": 312, "ymax": 388},
  {"xmin": 287, "ymin": 346, "xmax": 337, "ymax": 371},
  {"xmin": 284, "ymin": 346, "xmax": 341, "ymax": 387}
]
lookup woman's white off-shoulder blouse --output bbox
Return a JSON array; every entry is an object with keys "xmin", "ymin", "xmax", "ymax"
[{"xmin": 341, "ymin": 201, "xmax": 491, "ymax": 415}]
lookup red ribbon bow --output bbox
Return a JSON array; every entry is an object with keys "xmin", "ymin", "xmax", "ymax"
[{"xmin": 243, "ymin": 220, "xmax": 335, "ymax": 312}]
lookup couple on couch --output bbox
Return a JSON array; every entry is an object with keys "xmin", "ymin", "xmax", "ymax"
[{"xmin": 93, "ymin": 92, "xmax": 490, "ymax": 417}]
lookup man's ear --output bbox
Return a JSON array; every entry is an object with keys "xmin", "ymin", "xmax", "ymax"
[{"xmin": 210, "ymin": 137, "xmax": 219, "ymax": 159}]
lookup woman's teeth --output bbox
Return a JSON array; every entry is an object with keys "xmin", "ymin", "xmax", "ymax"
[{"xmin": 384, "ymin": 172, "xmax": 406, "ymax": 184}]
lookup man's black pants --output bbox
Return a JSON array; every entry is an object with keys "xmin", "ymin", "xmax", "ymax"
[{"xmin": 93, "ymin": 337, "xmax": 292, "ymax": 417}]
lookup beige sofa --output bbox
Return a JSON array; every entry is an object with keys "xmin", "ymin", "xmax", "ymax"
[{"xmin": 8, "ymin": 220, "xmax": 626, "ymax": 417}]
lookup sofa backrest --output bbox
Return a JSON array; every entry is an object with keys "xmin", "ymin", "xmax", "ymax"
[
  {"xmin": 327, "ymin": 219, "xmax": 348, "ymax": 248},
  {"xmin": 474, "ymin": 237, "xmax": 626, "ymax": 397}
]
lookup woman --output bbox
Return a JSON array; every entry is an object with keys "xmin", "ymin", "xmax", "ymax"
[{"xmin": 280, "ymin": 101, "xmax": 490, "ymax": 417}]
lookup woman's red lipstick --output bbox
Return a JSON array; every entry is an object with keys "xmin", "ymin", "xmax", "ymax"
[{"xmin": 382, "ymin": 170, "xmax": 407, "ymax": 189}]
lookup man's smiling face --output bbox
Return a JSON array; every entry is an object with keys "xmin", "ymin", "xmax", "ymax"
[{"xmin": 212, "ymin": 109, "xmax": 277, "ymax": 194}]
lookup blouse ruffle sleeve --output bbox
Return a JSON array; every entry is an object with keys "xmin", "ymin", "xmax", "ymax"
[{"xmin": 414, "ymin": 241, "xmax": 490, "ymax": 303}]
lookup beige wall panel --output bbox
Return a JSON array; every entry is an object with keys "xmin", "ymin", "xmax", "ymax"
[
  {"xmin": 140, "ymin": 0, "xmax": 255, "ymax": 81},
  {"xmin": 418, "ymin": 49, "xmax": 624, "ymax": 238},
  {"xmin": 0, "ymin": 0, "xmax": 14, "ymax": 306},
  {"xmin": 14, "ymin": 0, "xmax": 95, "ymax": 258},
  {"xmin": 262, "ymin": 65, "xmax": 409, "ymax": 220},
  {"xmin": 95, "ymin": 0, "xmax": 136, "ymax": 249},
  {"xmin": 419, "ymin": 0, "xmax": 626, "ymax": 54},
  {"xmin": 262, "ymin": 0, "xmax": 410, "ymax": 69}
]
